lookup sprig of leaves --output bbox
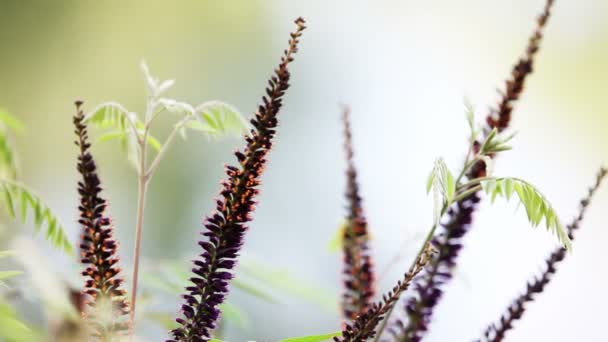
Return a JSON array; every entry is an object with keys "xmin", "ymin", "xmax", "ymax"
[
  {"xmin": 0, "ymin": 109, "xmax": 24, "ymax": 179},
  {"xmin": 481, "ymin": 177, "xmax": 571, "ymax": 249},
  {"xmin": 0, "ymin": 180, "xmax": 73, "ymax": 253},
  {"xmin": 0, "ymin": 300, "xmax": 33, "ymax": 342},
  {"xmin": 426, "ymin": 158, "xmax": 456, "ymax": 225}
]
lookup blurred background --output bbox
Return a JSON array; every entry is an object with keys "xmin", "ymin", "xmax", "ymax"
[{"xmin": 0, "ymin": 0, "xmax": 607, "ymax": 340}]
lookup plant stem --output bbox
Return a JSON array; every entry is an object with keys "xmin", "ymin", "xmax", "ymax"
[
  {"xmin": 372, "ymin": 203, "xmax": 447, "ymax": 341},
  {"xmin": 129, "ymin": 118, "xmax": 151, "ymax": 334},
  {"xmin": 145, "ymin": 118, "xmax": 189, "ymax": 179}
]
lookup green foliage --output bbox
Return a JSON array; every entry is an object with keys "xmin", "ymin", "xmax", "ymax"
[
  {"xmin": 481, "ymin": 177, "xmax": 571, "ymax": 250},
  {"xmin": 238, "ymin": 259, "xmax": 338, "ymax": 313},
  {"xmin": 0, "ymin": 180, "xmax": 73, "ymax": 253},
  {"xmin": 0, "ymin": 109, "xmax": 23, "ymax": 180},
  {"xmin": 84, "ymin": 102, "xmax": 161, "ymax": 170},
  {"xmin": 479, "ymin": 127, "xmax": 516, "ymax": 155},
  {"xmin": 189, "ymin": 101, "xmax": 249, "ymax": 138},
  {"xmin": 0, "ymin": 300, "xmax": 33, "ymax": 342},
  {"xmin": 0, "ymin": 270, "xmax": 23, "ymax": 281},
  {"xmin": 85, "ymin": 62, "xmax": 248, "ymax": 175},
  {"xmin": 278, "ymin": 332, "xmax": 342, "ymax": 342},
  {"xmin": 328, "ymin": 221, "xmax": 347, "ymax": 253},
  {"xmin": 0, "ymin": 109, "xmax": 25, "ymax": 134},
  {"xmin": 427, "ymin": 158, "xmax": 456, "ymax": 225}
]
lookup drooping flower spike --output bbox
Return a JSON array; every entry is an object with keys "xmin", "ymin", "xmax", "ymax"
[
  {"xmin": 74, "ymin": 100, "xmax": 130, "ymax": 338},
  {"xmin": 340, "ymin": 106, "xmax": 375, "ymax": 321},
  {"xmin": 477, "ymin": 167, "xmax": 606, "ymax": 342},
  {"xmin": 169, "ymin": 18, "xmax": 306, "ymax": 341}
]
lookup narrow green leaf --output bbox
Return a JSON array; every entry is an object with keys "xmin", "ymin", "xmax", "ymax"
[
  {"xmin": 3, "ymin": 186, "xmax": 15, "ymax": 219},
  {"xmin": 504, "ymin": 178, "xmax": 514, "ymax": 201},
  {"xmin": 0, "ymin": 271, "xmax": 23, "ymax": 280},
  {"xmin": 0, "ymin": 109, "xmax": 25, "ymax": 134},
  {"xmin": 0, "ymin": 251, "xmax": 15, "ymax": 259},
  {"xmin": 426, "ymin": 169, "xmax": 436, "ymax": 194},
  {"xmin": 232, "ymin": 278, "xmax": 279, "ymax": 304},
  {"xmin": 328, "ymin": 222, "xmax": 346, "ymax": 253},
  {"xmin": 446, "ymin": 169, "xmax": 456, "ymax": 202},
  {"xmin": 279, "ymin": 332, "xmax": 342, "ymax": 342}
]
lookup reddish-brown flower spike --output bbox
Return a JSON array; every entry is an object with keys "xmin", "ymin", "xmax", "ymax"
[
  {"xmin": 74, "ymin": 101, "xmax": 130, "ymax": 338},
  {"xmin": 476, "ymin": 168, "xmax": 606, "ymax": 342},
  {"xmin": 486, "ymin": 0, "xmax": 554, "ymax": 132},
  {"xmin": 400, "ymin": 1, "xmax": 557, "ymax": 340},
  {"xmin": 169, "ymin": 18, "xmax": 306, "ymax": 342},
  {"xmin": 340, "ymin": 106, "xmax": 375, "ymax": 321}
]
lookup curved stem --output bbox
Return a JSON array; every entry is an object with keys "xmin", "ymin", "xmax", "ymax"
[{"xmin": 146, "ymin": 117, "xmax": 191, "ymax": 179}]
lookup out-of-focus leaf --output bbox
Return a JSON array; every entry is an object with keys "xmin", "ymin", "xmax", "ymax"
[
  {"xmin": 0, "ymin": 180, "xmax": 73, "ymax": 254},
  {"xmin": 0, "ymin": 109, "xmax": 25, "ymax": 134},
  {"xmin": 219, "ymin": 301, "xmax": 250, "ymax": 330},
  {"xmin": 328, "ymin": 221, "xmax": 347, "ymax": 253},
  {"xmin": 0, "ymin": 129, "xmax": 18, "ymax": 179},
  {"xmin": 0, "ymin": 250, "xmax": 15, "ymax": 258},
  {"xmin": 239, "ymin": 259, "xmax": 338, "ymax": 313},
  {"xmin": 0, "ymin": 270, "xmax": 23, "ymax": 280},
  {"xmin": 194, "ymin": 101, "xmax": 249, "ymax": 137},
  {"xmin": 0, "ymin": 300, "xmax": 34, "ymax": 342},
  {"xmin": 279, "ymin": 331, "xmax": 342, "ymax": 342},
  {"xmin": 144, "ymin": 260, "xmax": 279, "ymax": 304}
]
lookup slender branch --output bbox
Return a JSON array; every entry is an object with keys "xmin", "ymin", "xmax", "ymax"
[
  {"xmin": 146, "ymin": 116, "xmax": 192, "ymax": 179},
  {"xmin": 129, "ymin": 105, "xmax": 152, "ymax": 333}
]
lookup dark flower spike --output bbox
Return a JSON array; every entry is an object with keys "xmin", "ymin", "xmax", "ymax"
[
  {"xmin": 476, "ymin": 167, "xmax": 607, "ymax": 342},
  {"xmin": 487, "ymin": 0, "xmax": 555, "ymax": 133},
  {"xmin": 333, "ymin": 246, "xmax": 433, "ymax": 342},
  {"xmin": 400, "ymin": 1, "xmax": 557, "ymax": 340},
  {"xmin": 340, "ymin": 106, "xmax": 375, "ymax": 321},
  {"xmin": 74, "ymin": 101, "xmax": 130, "ymax": 338},
  {"xmin": 169, "ymin": 18, "xmax": 306, "ymax": 342}
]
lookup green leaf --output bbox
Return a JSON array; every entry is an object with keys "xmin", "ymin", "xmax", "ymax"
[
  {"xmin": 0, "ymin": 109, "xmax": 25, "ymax": 134},
  {"xmin": 219, "ymin": 301, "xmax": 250, "ymax": 330},
  {"xmin": 239, "ymin": 259, "xmax": 338, "ymax": 313},
  {"xmin": 279, "ymin": 331, "xmax": 342, "ymax": 342},
  {"xmin": 426, "ymin": 168, "xmax": 436, "ymax": 194},
  {"xmin": 0, "ymin": 271, "xmax": 23, "ymax": 280},
  {"xmin": 482, "ymin": 177, "xmax": 571, "ymax": 249},
  {"xmin": 328, "ymin": 222, "xmax": 347, "ymax": 253},
  {"xmin": 0, "ymin": 180, "xmax": 73, "ymax": 254},
  {"xmin": 0, "ymin": 130, "xmax": 18, "ymax": 179},
  {"xmin": 232, "ymin": 278, "xmax": 279, "ymax": 304},
  {"xmin": 446, "ymin": 169, "xmax": 456, "ymax": 202},
  {"xmin": 0, "ymin": 250, "xmax": 15, "ymax": 259},
  {"xmin": 194, "ymin": 101, "xmax": 249, "ymax": 137},
  {"xmin": 0, "ymin": 300, "xmax": 33, "ymax": 342}
]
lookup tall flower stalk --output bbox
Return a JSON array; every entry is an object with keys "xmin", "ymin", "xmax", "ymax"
[
  {"xmin": 340, "ymin": 106, "xmax": 375, "ymax": 321},
  {"xmin": 74, "ymin": 101, "xmax": 130, "ymax": 339},
  {"xmin": 396, "ymin": 1, "xmax": 557, "ymax": 340},
  {"xmin": 477, "ymin": 167, "xmax": 606, "ymax": 342},
  {"xmin": 169, "ymin": 18, "xmax": 306, "ymax": 341}
]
